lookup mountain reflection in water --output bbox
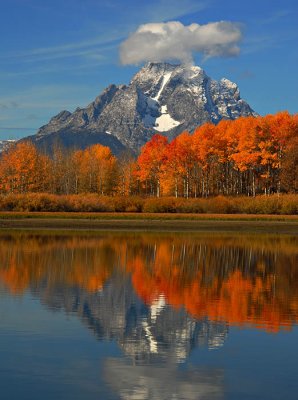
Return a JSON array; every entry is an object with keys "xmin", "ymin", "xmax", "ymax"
[
  {"xmin": 0, "ymin": 232, "xmax": 297, "ymax": 399},
  {"xmin": 1, "ymin": 232, "xmax": 297, "ymax": 334}
]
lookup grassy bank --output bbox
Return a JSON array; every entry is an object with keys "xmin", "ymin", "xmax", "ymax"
[
  {"xmin": 1, "ymin": 193, "xmax": 297, "ymax": 234},
  {"xmin": 0, "ymin": 212, "xmax": 298, "ymax": 234}
]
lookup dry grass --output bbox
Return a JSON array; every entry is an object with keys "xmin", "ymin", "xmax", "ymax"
[{"xmin": 0, "ymin": 193, "xmax": 297, "ymax": 215}]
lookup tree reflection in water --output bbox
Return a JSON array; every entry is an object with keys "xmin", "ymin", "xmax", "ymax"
[
  {"xmin": 1, "ymin": 232, "xmax": 297, "ymax": 399},
  {"xmin": 0, "ymin": 232, "xmax": 297, "ymax": 333}
]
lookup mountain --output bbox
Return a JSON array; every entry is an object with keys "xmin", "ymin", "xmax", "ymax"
[
  {"xmin": 26, "ymin": 62, "xmax": 257, "ymax": 154},
  {"xmin": 0, "ymin": 139, "xmax": 16, "ymax": 153}
]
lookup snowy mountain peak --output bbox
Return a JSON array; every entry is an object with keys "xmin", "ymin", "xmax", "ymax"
[
  {"xmin": 132, "ymin": 62, "xmax": 205, "ymax": 87},
  {"xmin": 220, "ymin": 77, "xmax": 237, "ymax": 88},
  {"xmin": 27, "ymin": 62, "xmax": 257, "ymax": 154}
]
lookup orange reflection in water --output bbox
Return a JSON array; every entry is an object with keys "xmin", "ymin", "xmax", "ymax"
[{"xmin": 0, "ymin": 232, "xmax": 297, "ymax": 332}]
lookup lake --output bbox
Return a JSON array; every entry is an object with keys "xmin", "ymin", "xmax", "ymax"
[{"xmin": 0, "ymin": 231, "xmax": 297, "ymax": 399}]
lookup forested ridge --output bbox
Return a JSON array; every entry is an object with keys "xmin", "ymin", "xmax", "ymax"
[{"xmin": 0, "ymin": 112, "xmax": 297, "ymax": 212}]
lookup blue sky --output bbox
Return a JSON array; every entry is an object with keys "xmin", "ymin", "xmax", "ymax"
[{"xmin": 0, "ymin": 0, "xmax": 297, "ymax": 140}]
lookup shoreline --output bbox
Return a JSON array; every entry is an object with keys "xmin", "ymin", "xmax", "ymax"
[{"xmin": 0, "ymin": 212, "xmax": 298, "ymax": 234}]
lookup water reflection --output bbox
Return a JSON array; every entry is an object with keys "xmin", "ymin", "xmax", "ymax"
[
  {"xmin": 0, "ymin": 232, "xmax": 297, "ymax": 399},
  {"xmin": 0, "ymin": 232, "xmax": 297, "ymax": 334},
  {"xmin": 104, "ymin": 359, "xmax": 224, "ymax": 400}
]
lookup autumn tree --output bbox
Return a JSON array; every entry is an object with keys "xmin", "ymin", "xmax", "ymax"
[
  {"xmin": 137, "ymin": 134, "xmax": 169, "ymax": 197},
  {"xmin": 0, "ymin": 141, "xmax": 51, "ymax": 194},
  {"xmin": 162, "ymin": 132, "xmax": 196, "ymax": 198},
  {"xmin": 192, "ymin": 123, "xmax": 222, "ymax": 197},
  {"xmin": 256, "ymin": 112, "xmax": 296, "ymax": 194},
  {"xmin": 280, "ymin": 136, "xmax": 298, "ymax": 192},
  {"xmin": 73, "ymin": 144, "xmax": 117, "ymax": 195},
  {"xmin": 116, "ymin": 151, "xmax": 138, "ymax": 196},
  {"xmin": 50, "ymin": 143, "xmax": 68, "ymax": 194}
]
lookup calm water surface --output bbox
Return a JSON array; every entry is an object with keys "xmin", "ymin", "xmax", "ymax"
[{"xmin": 0, "ymin": 231, "xmax": 297, "ymax": 400}]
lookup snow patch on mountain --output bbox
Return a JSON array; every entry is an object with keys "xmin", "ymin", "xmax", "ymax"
[
  {"xmin": 152, "ymin": 72, "xmax": 172, "ymax": 101},
  {"xmin": 155, "ymin": 105, "xmax": 181, "ymax": 132}
]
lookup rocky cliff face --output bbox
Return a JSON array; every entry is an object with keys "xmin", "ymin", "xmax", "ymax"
[{"xmin": 26, "ymin": 62, "xmax": 257, "ymax": 154}]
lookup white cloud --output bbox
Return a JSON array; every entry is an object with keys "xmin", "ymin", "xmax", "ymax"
[{"xmin": 120, "ymin": 21, "xmax": 243, "ymax": 65}]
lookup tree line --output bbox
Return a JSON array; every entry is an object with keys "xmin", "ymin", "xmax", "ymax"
[
  {"xmin": 0, "ymin": 111, "xmax": 297, "ymax": 197},
  {"xmin": 137, "ymin": 111, "xmax": 298, "ymax": 197}
]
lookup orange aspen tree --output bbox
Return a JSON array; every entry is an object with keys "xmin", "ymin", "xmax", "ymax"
[
  {"xmin": 137, "ymin": 134, "xmax": 169, "ymax": 197},
  {"xmin": 0, "ymin": 141, "xmax": 47, "ymax": 193}
]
